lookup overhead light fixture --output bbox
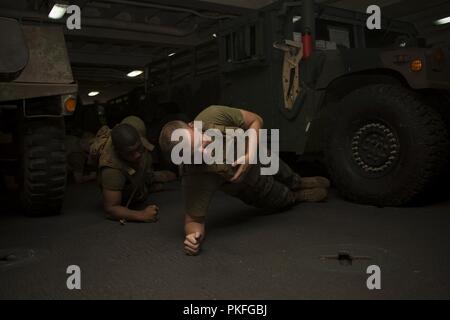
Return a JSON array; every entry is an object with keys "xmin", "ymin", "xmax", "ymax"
[
  {"xmin": 127, "ymin": 70, "xmax": 143, "ymax": 78},
  {"xmin": 434, "ymin": 16, "xmax": 450, "ymax": 25},
  {"xmin": 48, "ymin": 4, "xmax": 69, "ymax": 19},
  {"xmin": 88, "ymin": 91, "xmax": 100, "ymax": 97},
  {"xmin": 213, "ymin": 33, "xmax": 218, "ymax": 38},
  {"xmin": 168, "ymin": 52, "xmax": 176, "ymax": 57},
  {"xmin": 293, "ymin": 16, "xmax": 302, "ymax": 23}
]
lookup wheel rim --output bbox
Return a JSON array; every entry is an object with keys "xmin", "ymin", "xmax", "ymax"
[{"xmin": 351, "ymin": 121, "xmax": 400, "ymax": 177}]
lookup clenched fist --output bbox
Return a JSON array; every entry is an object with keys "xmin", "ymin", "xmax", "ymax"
[
  {"xmin": 184, "ymin": 232, "xmax": 203, "ymax": 256},
  {"xmin": 140, "ymin": 205, "xmax": 159, "ymax": 222}
]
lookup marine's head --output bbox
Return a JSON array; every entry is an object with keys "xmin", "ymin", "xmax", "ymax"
[
  {"xmin": 111, "ymin": 124, "xmax": 144, "ymax": 163},
  {"xmin": 159, "ymin": 120, "xmax": 193, "ymax": 158},
  {"xmin": 121, "ymin": 116, "xmax": 147, "ymax": 138}
]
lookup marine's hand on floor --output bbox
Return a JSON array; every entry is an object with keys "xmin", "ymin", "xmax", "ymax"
[
  {"xmin": 140, "ymin": 205, "xmax": 160, "ymax": 222},
  {"xmin": 184, "ymin": 232, "xmax": 203, "ymax": 256}
]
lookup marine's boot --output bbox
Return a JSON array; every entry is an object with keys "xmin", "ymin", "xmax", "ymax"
[
  {"xmin": 295, "ymin": 188, "xmax": 328, "ymax": 203},
  {"xmin": 297, "ymin": 176, "xmax": 330, "ymax": 190},
  {"xmin": 290, "ymin": 173, "xmax": 303, "ymax": 190}
]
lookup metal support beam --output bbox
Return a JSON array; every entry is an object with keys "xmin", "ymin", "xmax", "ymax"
[
  {"xmin": 68, "ymin": 51, "xmax": 152, "ymax": 67},
  {"xmin": 0, "ymin": 8, "xmax": 198, "ymax": 37},
  {"xmin": 64, "ymin": 27, "xmax": 202, "ymax": 47},
  {"xmin": 97, "ymin": 0, "xmax": 238, "ymax": 20},
  {"xmin": 98, "ymin": 0, "xmax": 251, "ymax": 16}
]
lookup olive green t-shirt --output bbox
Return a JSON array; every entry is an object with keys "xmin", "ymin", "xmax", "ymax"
[
  {"xmin": 100, "ymin": 167, "xmax": 126, "ymax": 191},
  {"xmin": 100, "ymin": 151, "xmax": 153, "ymax": 203},
  {"xmin": 194, "ymin": 105, "xmax": 245, "ymax": 128},
  {"xmin": 183, "ymin": 105, "xmax": 246, "ymax": 217}
]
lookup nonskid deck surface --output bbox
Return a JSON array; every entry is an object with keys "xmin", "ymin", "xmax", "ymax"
[{"xmin": 0, "ymin": 181, "xmax": 449, "ymax": 299}]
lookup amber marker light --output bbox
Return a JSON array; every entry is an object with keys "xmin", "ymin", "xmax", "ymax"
[
  {"xmin": 65, "ymin": 97, "xmax": 77, "ymax": 113},
  {"xmin": 410, "ymin": 59, "xmax": 423, "ymax": 72}
]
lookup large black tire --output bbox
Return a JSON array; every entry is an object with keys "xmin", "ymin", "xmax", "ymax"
[
  {"xmin": 22, "ymin": 118, "xmax": 67, "ymax": 216},
  {"xmin": 325, "ymin": 84, "xmax": 449, "ymax": 206},
  {"xmin": 426, "ymin": 91, "xmax": 450, "ymax": 201},
  {"xmin": 427, "ymin": 91, "xmax": 450, "ymax": 136}
]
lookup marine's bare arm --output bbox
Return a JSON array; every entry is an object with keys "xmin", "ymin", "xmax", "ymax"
[{"xmin": 102, "ymin": 189, "xmax": 159, "ymax": 222}]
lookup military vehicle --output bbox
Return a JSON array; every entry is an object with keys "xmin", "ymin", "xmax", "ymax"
[
  {"xmin": 143, "ymin": 0, "xmax": 450, "ymax": 206},
  {"xmin": 0, "ymin": 18, "xmax": 77, "ymax": 216}
]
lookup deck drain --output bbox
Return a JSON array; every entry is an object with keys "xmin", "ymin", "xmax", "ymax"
[
  {"xmin": 0, "ymin": 249, "xmax": 36, "ymax": 269},
  {"xmin": 296, "ymin": 244, "xmax": 390, "ymax": 274},
  {"xmin": 320, "ymin": 251, "xmax": 372, "ymax": 266}
]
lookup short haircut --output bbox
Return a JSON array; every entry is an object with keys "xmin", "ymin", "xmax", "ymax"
[
  {"xmin": 159, "ymin": 120, "xmax": 190, "ymax": 155},
  {"xmin": 111, "ymin": 123, "xmax": 141, "ymax": 153}
]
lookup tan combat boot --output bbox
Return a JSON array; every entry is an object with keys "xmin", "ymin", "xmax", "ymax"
[
  {"xmin": 299, "ymin": 176, "xmax": 330, "ymax": 190},
  {"xmin": 295, "ymin": 188, "xmax": 328, "ymax": 203}
]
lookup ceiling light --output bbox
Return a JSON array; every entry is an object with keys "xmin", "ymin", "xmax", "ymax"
[
  {"xmin": 127, "ymin": 70, "xmax": 143, "ymax": 78},
  {"xmin": 48, "ymin": 4, "xmax": 69, "ymax": 19},
  {"xmin": 213, "ymin": 33, "xmax": 218, "ymax": 38},
  {"xmin": 435, "ymin": 16, "xmax": 450, "ymax": 25},
  {"xmin": 168, "ymin": 52, "xmax": 176, "ymax": 57},
  {"xmin": 293, "ymin": 16, "xmax": 302, "ymax": 23},
  {"xmin": 88, "ymin": 91, "xmax": 100, "ymax": 97}
]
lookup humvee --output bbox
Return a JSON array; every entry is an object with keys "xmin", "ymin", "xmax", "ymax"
[
  {"xmin": 145, "ymin": 0, "xmax": 450, "ymax": 206},
  {"xmin": 0, "ymin": 18, "xmax": 77, "ymax": 216}
]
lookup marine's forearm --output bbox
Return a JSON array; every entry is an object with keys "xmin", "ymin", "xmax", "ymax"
[
  {"xmin": 184, "ymin": 214, "xmax": 205, "ymax": 238},
  {"xmin": 247, "ymin": 119, "xmax": 262, "ymax": 162},
  {"xmin": 105, "ymin": 205, "xmax": 144, "ymax": 222}
]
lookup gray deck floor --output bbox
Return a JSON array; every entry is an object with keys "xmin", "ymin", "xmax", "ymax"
[{"xmin": 1, "ymin": 181, "xmax": 449, "ymax": 299}]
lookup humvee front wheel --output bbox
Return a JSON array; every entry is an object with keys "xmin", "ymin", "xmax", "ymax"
[
  {"xmin": 325, "ymin": 84, "xmax": 449, "ymax": 206},
  {"xmin": 22, "ymin": 118, "xmax": 67, "ymax": 216}
]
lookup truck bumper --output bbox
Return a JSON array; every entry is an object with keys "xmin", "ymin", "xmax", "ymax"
[{"xmin": 0, "ymin": 82, "xmax": 78, "ymax": 102}]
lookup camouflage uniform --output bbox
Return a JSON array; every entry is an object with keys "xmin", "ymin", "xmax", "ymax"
[{"xmin": 182, "ymin": 105, "xmax": 302, "ymax": 217}]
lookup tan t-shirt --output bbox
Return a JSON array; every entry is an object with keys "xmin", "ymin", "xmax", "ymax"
[{"xmin": 183, "ymin": 105, "xmax": 246, "ymax": 217}]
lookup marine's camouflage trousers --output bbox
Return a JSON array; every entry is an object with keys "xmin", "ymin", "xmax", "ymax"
[{"xmin": 221, "ymin": 159, "xmax": 301, "ymax": 210}]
